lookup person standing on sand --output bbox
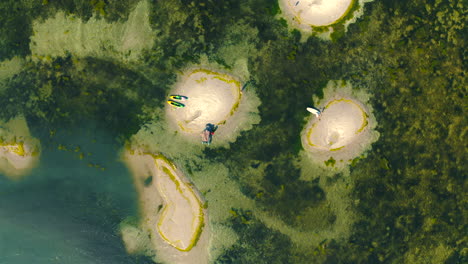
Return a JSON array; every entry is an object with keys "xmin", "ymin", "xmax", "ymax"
[{"xmin": 201, "ymin": 123, "xmax": 218, "ymax": 145}]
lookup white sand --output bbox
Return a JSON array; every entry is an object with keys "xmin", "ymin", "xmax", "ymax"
[
  {"xmin": 0, "ymin": 116, "xmax": 40, "ymax": 179},
  {"xmin": 301, "ymin": 81, "xmax": 379, "ymax": 169},
  {"xmin": 165, "ymin": 68, "xmax": 262, "ymax": 147},
  {"xmin": 122, "ymin": 148, "xmax": 210, "ymax": 264},
  {"xmin": 279, "ymin": 0, "xmax": 376, "ymax": 40},
  {"xmin": 166, "ymin": 69, "xmax": 241, "ymax": 134},
  {"xmin": 281, "ymin": 0, "xmax": 353, "ymax": 27},
  {"xmin": 307, "ymin": 99, "xmax": 367, "ymax": 150}
]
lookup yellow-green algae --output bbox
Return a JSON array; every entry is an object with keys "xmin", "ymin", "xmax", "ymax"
[
  {"xmin": 123, "ymin": 131, "xmax": 355, "ymax": 261},
  {"xmin": 0, "ymin": 56, "xmax": 24, "ymax": 92},
  {"xmin": 30, "ymin": 0, "xmax": 154, "ymax": 62},
  {"xmin": 0, "ymin": 56, "xmax": 23, "ymax": 81}
]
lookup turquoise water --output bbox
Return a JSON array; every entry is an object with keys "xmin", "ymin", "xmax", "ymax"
[{"xmin": 0, "ymin": 124, "xmax": 149, "ymax": 264}]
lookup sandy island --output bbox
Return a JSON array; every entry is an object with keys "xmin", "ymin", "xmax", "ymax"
[
  {"xmin": 166, "ymin": 69, "xmax": 241, "ymax": 135},
  {"xmin": 301, "ymin": 81, "xmax": 379, "ymax": 169},
  {"xmin": 280, "ymin": 0, "xmax": 354, "ymax": 27},
  {"xmin": 122, "ymin": 148, "xmax": 210, "ymax": 264},
  {"xmin": 306, "ymin": 98, "xmax": 368, "ymax": 151},
  {"xmin": 0, "ymin": 116, "xmax": 40, "ymax": 179}
]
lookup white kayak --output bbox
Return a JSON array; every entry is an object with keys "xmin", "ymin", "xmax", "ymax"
[{"xmin": 307, "ymin": 107, "xmax": 321, "ymax": 118}]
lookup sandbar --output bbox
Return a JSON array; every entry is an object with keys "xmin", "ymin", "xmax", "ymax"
[
  {"xmin": 301, "ymin": 81, "xmax": 379, "ymax": 169},
  {"xmin": 306, "ymin": 98, "xmax": 368, "ymax": 151},
  {"xmin": 0, "ymin": 116, "xmax": 40, "ymax": 179},
  {"xmin": 122, "ymin": 148, "xmax": 210, "ymax": 264},
  {"xmin": 166, "ymin": 69, "xmax": 241, "ymax": 135},
  {"xmin": 280, "ymin": 0, "xmax": 354, "ymax": 27}
]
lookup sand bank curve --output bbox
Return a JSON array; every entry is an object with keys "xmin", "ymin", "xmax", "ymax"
[
  {"xmin": 122, "ymin": 149, "xmax": 210, "ymax": 264},
  {"xmin": 154, "ymin": 155, "xmax": 205, "ymax": 251}
]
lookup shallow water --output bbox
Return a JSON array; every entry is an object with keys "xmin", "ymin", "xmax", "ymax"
[
  {"xmin": 0, "ymin": 0, "xmax": 465, "ymax": 263},
  {"xmin": 0, "ymin": 124, "xmax": 146, "ymax": 264}
]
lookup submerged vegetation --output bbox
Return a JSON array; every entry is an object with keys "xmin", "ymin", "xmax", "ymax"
[
  {"xmin": 0, "ymin": 0, "xmax": 466, "ymax": 263},
  {"xmin": 0, "ymin": 56, "xmax": 165, "ymax": 138},
  {"xmin": 216, "ymin": 209, "xmax": 293, "ymax": 264}
]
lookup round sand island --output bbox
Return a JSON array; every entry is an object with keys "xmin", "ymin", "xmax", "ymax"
[
  {"xmin": 306, "ymin": 99, "xmax": 368, "ymax": 151},
  {"xmin": 278, "ymin": 0, "xmax": 376, "ymax": 39},
  {"xmin": 281, "ymin": 0, "xmax": 354, "ymax": 27},
  {"xmin": 0, "ymin": 116, "xmax": 40, "ymax": 179},
  {"xmin": 302, "ymin": 81, "xmax": 378, "ymax": 169},
  {"xmin": 166, "ymin": 69, "xmax": 241, "ymax": 133},
  {"xmin": 165, "ymin": 68, "xmax": 260, "ymax": 146},
  {"xmin": 122, "ymin": 149, "xmax": 210, "ymax": 264}
]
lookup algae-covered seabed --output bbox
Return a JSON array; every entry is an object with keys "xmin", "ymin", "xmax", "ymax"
[{"xmin": 0, "ymin": 0, "xmax": 466, "ymax": 263}]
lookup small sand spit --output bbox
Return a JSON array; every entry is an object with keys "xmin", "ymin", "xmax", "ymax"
[{"xmin": 0, "ymin": 116, "xmax": 40, "ymax": 179}]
